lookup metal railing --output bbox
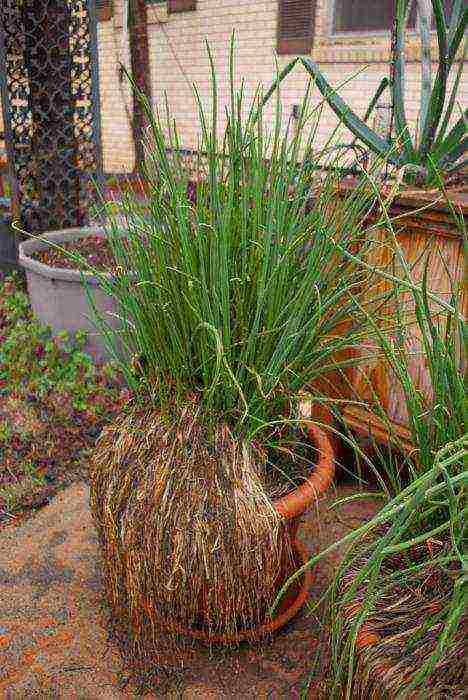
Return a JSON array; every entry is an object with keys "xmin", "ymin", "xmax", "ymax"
[{"xmin": 0, "ymin": 0, "xmax": 102, "ymax": 233}]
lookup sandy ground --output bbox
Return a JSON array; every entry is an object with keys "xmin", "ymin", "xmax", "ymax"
[{"xmin": 0, "ymin": 481, "xmax": 380, "ymax": 699}]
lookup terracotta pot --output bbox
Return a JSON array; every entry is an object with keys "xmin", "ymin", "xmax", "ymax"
[
  {"xmin": 274, "ymin": 423, "xmax": 335, "ymax": 541},
  {"xmin": 164, "ymin": 538, "xmax": 313, "ymax": 644},
  {"xmin": 155, "ymin": 425, "xmax": 333, "ymax": 644},
  {"xmin": 138, "ymin": 422, "xmax": 333, "ymax": 646}
]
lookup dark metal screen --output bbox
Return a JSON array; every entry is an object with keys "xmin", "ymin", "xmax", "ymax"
[{"xmin": 0, "ymin": 0, "xmax": 102, "ymax": 232}]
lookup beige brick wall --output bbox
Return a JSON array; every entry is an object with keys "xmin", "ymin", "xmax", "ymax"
[
  {"xmin": 2, "ymin": 1, "xmax": 465, "ymax": 175},
  {"xmin": 96, "ymin": 0, "xmax": 135, "ymax": 172},
  {"xmin": 96, "ymin": 0, "xmax": 466, "ymax": 172}
]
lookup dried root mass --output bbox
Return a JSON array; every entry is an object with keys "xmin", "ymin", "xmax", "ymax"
[
  {"xmin": 89, "ymin": 398, "xmax": 288, "ymax": 665},
  {"xmin": 340, "ymin": 542, "xmax": 465, "ymax": 699}
]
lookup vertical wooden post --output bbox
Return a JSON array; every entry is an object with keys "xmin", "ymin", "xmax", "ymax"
[{"xmin": 129, "ymin": 0, "xmax": 152, "ymax": 172}]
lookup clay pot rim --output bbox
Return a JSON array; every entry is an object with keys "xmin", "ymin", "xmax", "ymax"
[
  {"xmin": 167, "ymin": 538, "xmax": 312, "ymax": 644},
  {"xmin": 19, "ymin": 227, "xmax": 112, "ymax": 283},
  {"xmin": 273, "ymin": 422, "xmax": 335, "ymax": 521}
]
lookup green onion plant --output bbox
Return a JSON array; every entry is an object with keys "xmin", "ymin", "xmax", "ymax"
[
  {"xmin": 326, "ymin": 225, "xmax": 466, "ymax": 697},
  {"xmin": 81, "ymin": 41, "xmax": 384, "ymax": 442},
  {"xmin": 328, "ymin": 434, "xmax": 467, "ymax": 699},
  {"xmin": 286, "ymin": 232, "xmax": 466, "ymax": 697}
]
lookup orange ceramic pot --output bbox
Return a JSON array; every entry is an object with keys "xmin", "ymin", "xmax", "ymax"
[
  {"xmin": 274, "ymin": 423, "xmax": 335, "ymax": 541},
  {"xmin": 165, "ymin": 538, "xmax": 313, "ymax": 644}
]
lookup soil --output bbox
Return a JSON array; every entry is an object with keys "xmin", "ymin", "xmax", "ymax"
[
  {"xmin": 0, "ymin": 480, "xmax": 382, "ymax": 698},
  {"xmin": 32, "ymin": 236, "xmax": 119, "ymax": 272},
  {"xmin": 262, "ymin": 429, "xmax": 319, "ymax": 500}
]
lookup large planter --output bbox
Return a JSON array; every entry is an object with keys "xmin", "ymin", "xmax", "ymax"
[
  {"xmin": 162, "ymin": 422, "xmax": 334, "ymax": 644},
  {"xmin": 339, "ymin": 184, "xmax": 467, "ymax": 444},
  {"xmin": 19, "ymin": 227, "xmax": 120, "ymax": 362}
]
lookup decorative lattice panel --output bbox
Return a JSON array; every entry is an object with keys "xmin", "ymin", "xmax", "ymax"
[{"xmin": 0, "ymin": 0, "xmax": 102, "ymax": 232}]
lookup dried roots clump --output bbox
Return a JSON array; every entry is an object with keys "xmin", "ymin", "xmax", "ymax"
[
  {"xmin": 89, "ymin": 397, "xmax": 288, "ymax": 666},
  {"xmin": 339, "ymin": 541, "xmax": 465, "ymax": 699}
]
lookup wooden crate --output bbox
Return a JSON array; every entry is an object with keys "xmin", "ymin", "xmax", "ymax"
[{"xmin": 341, "ymin": 186, "xmax": 467, "ymax": 443}]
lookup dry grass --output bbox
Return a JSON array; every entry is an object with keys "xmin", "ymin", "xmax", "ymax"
[
  {"xmin": 89, "ymin": 395, "xmax": 290, "ymax": 668},
  {"xmin": 339, "ymin": 541, "xmax": 465, "ymax": 699}
]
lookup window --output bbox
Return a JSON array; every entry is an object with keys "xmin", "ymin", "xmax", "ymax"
[
  {"xmin": 277, "ymin": 0, "xmax": 317, "ymax": 55},
  {"xmin": 332, "ymin": 0, "xmax": 460, "ymax": 34},
  {"xmin": 96, "ymin": 0, "xmax": 113, "ymax": 22},
  {"xmin": 167, "ymin": 0, "xmax": 197, "ymax": 12}
]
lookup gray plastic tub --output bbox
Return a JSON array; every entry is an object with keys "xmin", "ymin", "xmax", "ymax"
[{"xmin": 19, "ymin": 227, "xmax": 122, "ymax": 363}]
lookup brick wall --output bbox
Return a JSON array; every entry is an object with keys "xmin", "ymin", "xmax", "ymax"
[
  {"xmin": 95, "ymin": 0, "xmax": 466, "ymax": 172},
  {"xmin": 1, "ymin": 1, "xmax": 465, "ymax": 175},
  {"xmin": 96, "ymin": 0, "xmax": 135, "ymax": 171}
]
